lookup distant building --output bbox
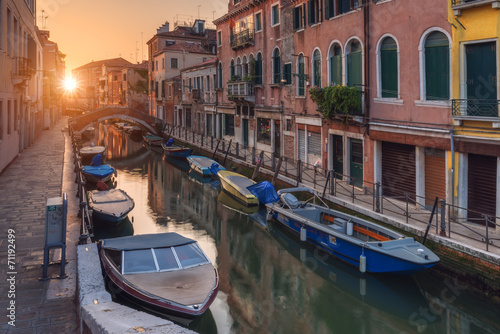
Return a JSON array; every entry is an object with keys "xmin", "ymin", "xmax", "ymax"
[
  {"xmin": 147, "ymin": 19, "xmax": 217, "ymax": 123},
  {"xmin": 40, "ymin": 30, "xmax": 66, "ymax": 129},
  {"xmin": 0, "ymin": 0, "xmax": 45, "ymax": 173},
  {"xmin": 121, "ymin": 62, "xmax": 149, "ymax": 113}
]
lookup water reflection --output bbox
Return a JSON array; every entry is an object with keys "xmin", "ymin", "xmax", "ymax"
[{"xmin": 86, "ymin": 123, "xmax": 500, "ymax": 334}]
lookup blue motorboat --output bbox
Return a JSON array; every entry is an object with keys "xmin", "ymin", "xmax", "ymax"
[
  {"xmin": 187, "ymin": 155, "xmax": 225, "ymax": 176},
  {"xmin": 161, "ymin": 138, "xmax": 193, "ymax": 159},
  {"xmin": 249, "ymin": 182, "xmax": 440, "ymax": 275},
  {"xmin": 81, "ymin": 154, "xmax": 116, "ymax": 183}
]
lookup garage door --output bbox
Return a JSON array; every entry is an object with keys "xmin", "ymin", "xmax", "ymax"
[
  {"xmin": 382, "ymin": 142, "xmax": 416, "ymax": 199},
  {"xmin": 468, "ymin": 154, "xmax": 496, "ymax": 224}
]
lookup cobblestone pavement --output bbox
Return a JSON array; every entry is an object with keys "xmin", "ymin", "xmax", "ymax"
[{"xmin": 0, "ymin": 118, "xmax": 78, "ymax": 334}]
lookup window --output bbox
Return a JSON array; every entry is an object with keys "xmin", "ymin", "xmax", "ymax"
[
  {"xmin": 424, "ymin": 31, "xmax": 449, "ymax": 100},
  {"xmin": 313, "ymin": 49, "xmax": 322, "ymax": 88},
  {"xmin": 230, "ymin": 59, "xmax": 235, "ymax": 79},
  {"xmin": 283, "ymin": 63, "xmax": 292, "ymax": 85},
  {"xmin": 218, "ymin": 62, "xmax": 223, "ymax": 88},
  {"xmin": 155, "ymin": 247, "xmax": 179, "ymax": 271},
  {"xmin": 286, "ymin": 118, "xmax": 292, "ymax": 132},
  {"xmin": 189, "ymin": 78, "xmax": 192, "ymax": 92},
  {"xmin": 123, "ymin": 249, "xmax": 157, "ymax": 274},
  {"xmin": 0, "ymin": 101, "xmax": 3, "ymax": 140},
  {"xmin": 347, "ymin": 40, "xmax": 362, "ymax": 88},
  {"xmin": 217, "ymin": 31, "xmax": 222, "ymax": 46},
  {"xmin": 0, "ymin": 2, "xmax": 3, "ymax": 51},
  {"xmin": 223, "ymin": 114, "xmax": 235, "ymax": 136},
  {"xmin": 379, "ymin": 36, "xmax": 398, "ymax": 98},
  {"xmin": 293, "ymin": 4, "xmax": 305, "ymax": 31},
  {"xmin": 255, "ymin": 53, "xmax": 263, "ymax": 85},
  {"xmin": 236, "ymin": 57, "xmax": 242, "ymax": 78},
  {"xmin": 234, "ymin": 0, "xmax": 241, "ymax": 4},
  {"xmin": 325, "ymin": 0, "xmax": 335, "ymax": 20},
  {"xmin": 155, "ymin": 60, "xmax": 158, "ymax": 71},
  {"xmin": 272, "ymin": 48, "xmax": 281, "ymax": 84},
  {"xmin": 171, "ymin": 58, "xmax": 178, "ymax": 69},
  {"xmin": 161, "ymin": 80, "xmax": 165, "ymax": 97},
  {"xmin": 173, "ymin": 243, "xmax": 209, "ymax": 268},
  {"xmin": 297, "ymin": 55, "xmax": 305, "ymax": 96},
  {"xmin": 329, "ymin": 43, "xmax": 342, "ymax": 85},
  {"xmin": 271, "ymin": 3, "xmax": 280, "ymax": 26},
  {"xmin": 308, "ymin": 0, "xmax": 322, "ymax": 26},
  {"xmin": 13, "ymin": 100, "xmax": 17, "ymax": 131},
  {"xmin": 257, "ymin": 118, "xmax": 271, "ymax": 145},
  {"xmin": 162, "ymin": 58, "xmax": 165, "ymax": 69},
  {"xmin": 166, "ymin": 40, "xmax": 175, "ymax": 46},
  {"xmin": 339, "ymin": 0, "xmax": 358, "ymax": 15},
  {"xmin": 7, "ymin": 100, "xmax": 11, "ymax": 135},
  {"xmin": 255, "ymin": 12, "xmax": 262, "ymax": 32}
]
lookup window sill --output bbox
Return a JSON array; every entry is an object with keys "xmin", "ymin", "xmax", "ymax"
[
  {"xmin": 309, "ymin": 22, "xmax": 321, "ymax": 28},
  {"xmin": 414, "ymin": 100, "xmax": 451, "ymax": 108},
  {"xmin": 295, "ymin": 95, "xmax": 306, "ymax": 99},
  {"xmin": 294, "ymin": 28, "xmax": 305, "ymax": 33},
  {"xmin": 373, "ymin": 97, "xmax": 404, "ymax": 105},
  {"xmin": 269, "ymin": 83, "xmax": 282, "ymax": 88}
]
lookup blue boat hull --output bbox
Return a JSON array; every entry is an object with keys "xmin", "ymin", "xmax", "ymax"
[
  {"xmin": 272, "ymin": 211, "xmax": 437, "ymax": 275},
  {"xmin": 164, "ymin": 148, "xmax": 193, "ymax": 158}
]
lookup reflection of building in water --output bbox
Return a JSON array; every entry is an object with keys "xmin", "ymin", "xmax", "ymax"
[{"xmin": 104, "ymin": 124, "xmax": 145, "ymax": 161}]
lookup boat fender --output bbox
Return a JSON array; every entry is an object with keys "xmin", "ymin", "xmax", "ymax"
[
  {"xmin": 359, "ymin": 278, "xmax": 366, "ymax": 297},
  {"xmin": 359, "ymin": 254, "xmax": 366, "ymax": 273},
  {"xmin": 266, "ymin": 210, "xmax": 274, "ymax": 222},
  {"xmin": 300, "ymin": 226, "xmax": 307, "ymax": 241},
  {"xmin": 347, "ymin": 219, "xmax": 353, "ymax": 236}
]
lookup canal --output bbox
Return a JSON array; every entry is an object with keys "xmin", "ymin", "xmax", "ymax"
[{"xmin": 85, "ymin": 123, "xmax": 500, "ymax": 334}]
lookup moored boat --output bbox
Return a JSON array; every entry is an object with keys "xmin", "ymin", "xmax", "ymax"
[
  {"xmin": 161, "ymin": 139, "xmax": 193, "ymax": 158},
  {"xmin": 80, "ymin": 144, "xmax": 106, "ymax": 164},
  {"xmin": 249, "ymin": 182, "xmax": 440, "ymax": 275},
  {"xmin": 187, "ymin": 155, "xmax": 225, "ymax": 176},
  {"xmin": 88, "ymin": 189, "xmax": 134, "ymax": 225},
  {"xmin": 82, "ymin": 164, "xmax": 116, "ymax": 183},
  {"xmin": 98, "ymin": 232, "xmax": 219, "ymax": 323},
  {"xmin": 143, "ymin": 134, "xmax": 163, "ymax": 146},
  {"xmin": 217, "ymin": 170, "xmax": 258, "ymax": 206}
]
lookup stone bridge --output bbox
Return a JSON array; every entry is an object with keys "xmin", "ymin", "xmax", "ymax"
[{"xmin": 69, "ymin": 106, "xmax": 161, "ymax": 135}]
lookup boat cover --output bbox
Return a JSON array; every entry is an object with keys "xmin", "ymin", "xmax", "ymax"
[
  {"xmin": 101, "ymin": 232, "xmax": 195, "ymax": 251},
  {"xmin": 90, "ymin": 154, "xmax": 103, "ymax": 166},
  {"xmin": 210, "ymin": 163, "xmax": 222, "ymax": 175},
  {"xmin": 248, "ymin": 181, "xmax": 279, "ymax": 205},
  {"xmin": 83, "ymin": 164, "xmax": 115, "ymax": 177},
  {"xmin": 166, "ymin": 138, "xmax": 174, "ymax": 147}
]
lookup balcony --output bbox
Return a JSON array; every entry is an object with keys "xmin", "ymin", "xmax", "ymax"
[
  {"xmin": 191, "ymin": 89, "xmax": 203, "ymax": 102},
  {"xmin": 204, "ymin": 91, "xmax": 216, "ymax": 104},
  {"xmin": 227, "ymin": 80, "xmax": 254, "ymax": 103},
  {"xmin": 451, "ymin": 0, "xmax": 500, "ymax": 16},
  {"xmin": 12, "ymin": 57, "xmax": 35, "ymax": 85},
  {"xmin": 230, "ymin": 28, "xmax": 254, "ymax": 49},
  {"xmin": 452, "ymin": 99, "xmax": 500, "ymax": 125}
]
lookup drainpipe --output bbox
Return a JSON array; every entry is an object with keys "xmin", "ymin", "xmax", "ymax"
[
  {"xmin": 363, "ymin": 1, "xmax": 370, "ymax": 135},
  {"xmin": 450, "ymin": 128, "xmax": 455, "ymax": 223}
]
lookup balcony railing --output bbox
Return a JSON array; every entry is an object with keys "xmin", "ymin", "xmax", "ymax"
[
  {"xmin": 230, "ymin": 28, "xmax": 254, "ymax": 49},
  {"xmin": 227, "ymin": 80, "xmax": 254, "ymax": 100},
  {"xmin": 451, "ymin": 0, "xmax": 500, "ymax": 15},
  {"xmin": 452, "ymin": 99, "xmax": 500, "ymax": 118},
  {"xmin": 13, "ymin": 57, "xmax": 35, "ymax": 78}
]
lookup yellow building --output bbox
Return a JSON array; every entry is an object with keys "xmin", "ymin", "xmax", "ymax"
[{"xmin": 449, "ymin": 0, "xmax": 500, "ymax": 225}]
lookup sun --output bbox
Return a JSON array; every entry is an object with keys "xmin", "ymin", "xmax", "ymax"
[{"xmin": 63, "ymin": 77, "xmax": 77, "ymax": 92}]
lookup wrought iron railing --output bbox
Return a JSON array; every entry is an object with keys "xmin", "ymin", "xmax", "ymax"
[
  {"xmin": 451, "ymin": 99, "xmax": 500, "ymax": 118},
  {"xmin": 452, "ymin": 0, "xmax": 492, "ymax": 5},
  {"xmin": 230, "ymin": 28, "xmax": 254, "ymax": 49},
  {"xmin": 227, "ymin": 80, "xmax": 254, "ymax": 98}
]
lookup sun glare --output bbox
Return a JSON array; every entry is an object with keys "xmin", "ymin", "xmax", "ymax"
[{"xmin": 63, "ymin": 78, "xmax": 77, "ymax": 92}]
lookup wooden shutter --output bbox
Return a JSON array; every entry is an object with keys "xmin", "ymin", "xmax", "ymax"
[
  {"xmin": 468, "ymin": 154, "xmax": 497, "ymax": 223},
  {"xmin": 381, "ymin": 38, "xmax": 398, "ymax": 98},
  {"xmin": 347, "ymin": 51, "xmax": 362, "ymax": 88},
  {"xmin": 425, "ymin": 149, "xmax": 446, "ymax": 207},
  {"xmin": 382, "ymin": 142, "xmax": 416, "ymax": 199},
  {"xmin": 425, "ymin": 32, "xmax": 449, "ymax": 100}
]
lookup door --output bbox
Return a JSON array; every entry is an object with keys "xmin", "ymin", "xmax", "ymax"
[
  {"xmin": 382, "ymin": 142, "xmax": 416, "ymax": 199},
  {"xmin": 274, "ymin": 120, "xmax": 281, "ymax": 157},
  {"xmin": 466, "ymin": 42, "xmax": 497, "ymax": 116},
  {"xmin": 350, "ymin": 139, "xmax": 363, "ymax": 187},
  {"xmin": 243, "ymin": 119, "xmax": 249, "ymax": 148},
  {"xmin": 425, "ymin": 149, "xmax": 446, "ymax": 208},
  {"xmin": 468, "ymin": 154, "xmax": 497, "ymax": 224},
  {"xmin": 331, "ymin": 135, "xmax": 343, "ymax": 179}
]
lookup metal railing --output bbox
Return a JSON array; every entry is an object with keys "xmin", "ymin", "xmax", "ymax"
[
  {"xmin": 164, "ymin": 125, "xmax": 499, "ymax": 252},
  {"xmin": 230, "ymin": 28, "xmax": 254, "ymax": 49},
  {"xmin": 452, "ymin": 99, "xmax": 500, "ymax": 118},
  {"xmin": 451, "ymin": 0, "xmax": 495, "ymax": 5}
]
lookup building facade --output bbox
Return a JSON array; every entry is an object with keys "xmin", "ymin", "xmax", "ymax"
[
  {"xmin": 147, "ymin": 20, "xmax": 217, "ymax": 123},
  {"xmin": 0, "ymin": 0, "xmax": 45, "ymax": 173}
]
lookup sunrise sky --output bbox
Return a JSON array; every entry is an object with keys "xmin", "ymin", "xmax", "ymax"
[{"xmin": 37, "ymin": 0, "xmax": 226, "ymax": 73}]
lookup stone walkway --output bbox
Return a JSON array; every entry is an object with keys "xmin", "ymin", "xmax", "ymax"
[{"xmin": 0, "ymin": 118, "xmax": 78, "ymax": 333}]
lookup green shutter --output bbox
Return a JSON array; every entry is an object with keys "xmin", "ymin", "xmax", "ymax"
[
  {"xmin": 330, "ymin": 55, "xmax": 342, "ymax": 85},
  {"xmin": 347, "ymin": 52, "xmax": 362, "ymax": 88},
  {"xmin": 298, "ymin": 59, "xmax": 305, "ymax": 96},
  {"xmin": 425, "ymin": 46, "xmax": 449, "ymax": 100},
  {"xmin": 283, "ymin": 64, "xmax": 292, "ymax": 85},
  {"xmin": 381, "ymin": 49, "xmax": 398, "ymax": 98}
]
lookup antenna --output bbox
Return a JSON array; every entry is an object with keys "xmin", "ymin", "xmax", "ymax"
[{"xmin": 135, "ymin": 41, "xmax": 138, "ymax": 63}]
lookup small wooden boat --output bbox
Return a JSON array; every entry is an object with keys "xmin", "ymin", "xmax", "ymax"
[
  {"xmin": 82, "ymin": 164, "xmax": 116, "ymax": 183},
  {"xmin": 80, "ymin": 145, "xmax": 106, "ymax": 164},
  {"xmin": 99, "ymin": 232, "xmax": 219, "ymax": 323},
  {"xmin": 187, "ymin": 155, "xmax": 225, "ymax": 176},
  {"xmin": 250, "ymin": 183, "xmax": 440, "ymax": 275},
  {"xmin": 217, "ymin": 170, "xmax": 258, "ymax": 206},
  {"xmin": 161, "ymin": 139, "xmax": 193, "ymax": 159},
  {"xmin": 88, "ymin": 189, "xmax": 134, "ymax": 224},
  {"xmin": 143, "ymin": 134, "xmax": 163, "ymax": 146}
]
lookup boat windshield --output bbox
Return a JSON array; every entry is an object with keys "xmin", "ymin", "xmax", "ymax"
[{"xmin": 122, "ymin": 242, "xmax": 209, "ymax": 274}]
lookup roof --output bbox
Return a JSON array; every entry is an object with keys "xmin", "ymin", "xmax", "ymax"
[
  {"xmin": 73, "ymin": 57, "xmax": 133, "ymax": 71},
  {"xmin": 159, "ymin": 42, "xmax": 214, "ymax": 55},
  {"xmin": 181, "ymin": 58, "xmax": 218, "ymax": 72},
  {"xmin": 100, "ymin": 232, "xmax": 195, "ymax": 251}
]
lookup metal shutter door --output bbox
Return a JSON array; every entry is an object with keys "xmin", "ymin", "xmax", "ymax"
[
  {"xmin": 468, "ymin": 154, "xmax": 497, "ymax": 222},
  {"xmin": 308, "ymin": 131, "xmax": 322, "ymax": 156},
  {"xmin": 425, "ymin": 149, "xmax": 446, "ymax": 207},
  {"xmin": 298, "ymin": 130, "xmax": 305, "ymax": 161},
  {"xmin": 382, "ymin": 142, "xmax": 416, "ymax": 199}
]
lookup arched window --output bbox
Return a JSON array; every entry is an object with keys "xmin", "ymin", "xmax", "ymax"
[
  {"xmin": 242, "ymin": 55, "xmax": 248, "ymax": 78},
  {"xmin": 313, "ymin": 49, "xmax": 321, "ymax": 88},
  {"xmin": 379, "ymin": 36, "xmax": 398, "ymax": 98},
  {"xmin": 328, "ymin": 43, "xmax": 342, "ymax": 86},
  {"xmin": 347, "ymin": 40, "xmax": 362, "ymax": 88},
  {"xmin": 297, "ymin": 54, "xmax": 305, "ymax": 96},
  {"xmin": 230, "ymin": 59, "xmax": 235, "ymax": 79},
  {"xmin": 255, "ymin": 52, "xmax": 263, "ymax": 85},
  {"xmin": 236, "ymin": 57, "xmax": 242, "ymax": 78},
  {"xmin": 272, "ymin": 48, "xmax": 281, "ymax": 84},
  {"xmin": 424, "ymin": 31, "xmax": 449, "ymax": 100},
  {"xmin": 218, "ymin": 62, "xmax": 223, "ymax": 88}
]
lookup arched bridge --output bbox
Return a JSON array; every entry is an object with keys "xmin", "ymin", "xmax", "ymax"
[{"xmin": 69, "ymin": 106, "xmax": 161, "ymax": 135}]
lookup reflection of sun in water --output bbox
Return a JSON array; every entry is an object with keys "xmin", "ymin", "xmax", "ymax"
[{"xmin": 63, "ymin": 77, "xmax": 77, "ymax": 92}]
